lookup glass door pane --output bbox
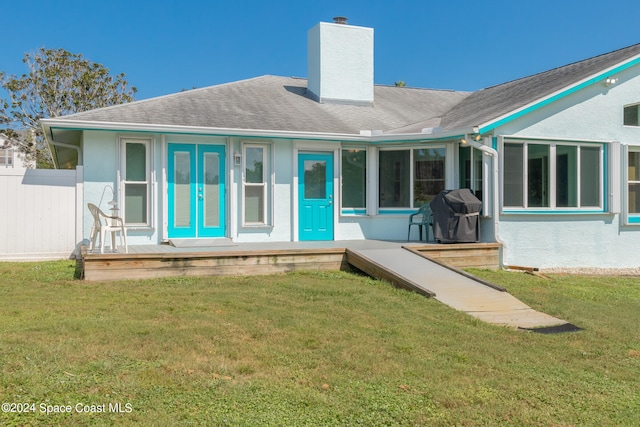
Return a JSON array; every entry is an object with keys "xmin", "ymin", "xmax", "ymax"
[
  {"xmin": 168, "ymin": 143, "xmax": 197, "ymax": 238},
  {"xmin": 203, "ymin": 152, "xmax": 220, "ymax": 227},
  {"xmin": 174, "ymin": 152, "xmax": 191, "ymax": 227},
  {"xmin": 304, "ymin": 160, "xmax": 327, "ymax": 199}
]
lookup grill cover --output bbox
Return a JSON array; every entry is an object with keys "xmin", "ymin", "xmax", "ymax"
[{"xmin": 430, "ymin": 189, "xmax": 482, "ymax": 243}]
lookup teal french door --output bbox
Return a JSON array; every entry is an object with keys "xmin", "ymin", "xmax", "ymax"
[
  {"xmin": 168, "ymin": 144, "xmax": 225, "ymax": 238},
  {"xmin": 298, "ymin": 152, "xmax": 334, "ymax": 241}
]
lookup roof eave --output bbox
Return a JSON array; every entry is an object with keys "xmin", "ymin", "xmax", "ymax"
[
  {"xmin": 41, "ymin": 119, "xmax": 371, "ymax": 142},
  {"xmin": 41, "ymin": 119, "xmax": 476, "ymax": 144},
  {"xmin": 477, "ymin": 54, "xmax": 640, "ymax": 134}
]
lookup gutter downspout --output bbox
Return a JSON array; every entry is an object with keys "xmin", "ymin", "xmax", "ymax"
[
  {"xmin": 464, "ymin": 134, "xmax": 506, "ymax": 268},
  {"xmin": 48, "ymin": 140, "xmax": 83, "ymax": 167},
  {"xmin": 42, "ymin": 124, "xmax": 83, "ymax": 168}
]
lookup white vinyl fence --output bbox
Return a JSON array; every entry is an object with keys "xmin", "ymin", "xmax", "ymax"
[{"xmin": 0, "ymin": 166, "xmax": 83, "ymax": 260}]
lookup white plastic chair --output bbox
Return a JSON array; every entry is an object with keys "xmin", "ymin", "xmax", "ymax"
[{"xmin": 87, "ymin": 203, "xmax": 128, "ymax": 253}]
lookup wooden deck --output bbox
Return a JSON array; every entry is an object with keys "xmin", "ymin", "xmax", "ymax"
[{"xmin": 80, "ymin": 240, "xmax": 501, "ymax": 281}]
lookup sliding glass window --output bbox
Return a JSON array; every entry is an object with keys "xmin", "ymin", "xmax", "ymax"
[
  {"xmin": 379, "ymin": 147, "xmax": 446, "ymax": 209},
  {"xmin": 503, "ymin": 140, "xmax": 603, "ymax": 210}
]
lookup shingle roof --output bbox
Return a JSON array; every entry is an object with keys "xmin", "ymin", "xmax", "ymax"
[
  {"xmin": 52, "ymin": 43, "xmax": 640, "ymax": 137},
  {"xmin": 439, "ymin": 43, "xmax": 640, "ymax": 131},
  {"xmin": 58, "ymin": 76, "xmax": 471, "ymax": 135}
]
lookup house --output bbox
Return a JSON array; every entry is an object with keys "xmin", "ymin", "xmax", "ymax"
[
  {"xmin": 0, "ymin": 133, "xmax": 27, "ymax": 169},
  {"xmin": 40, "ymin": 18, "xmax": 640, "ymax": 269}
]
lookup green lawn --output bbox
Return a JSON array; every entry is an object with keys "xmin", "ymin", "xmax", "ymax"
[{"xmin": 1, "ymin": 261, "xmax": 639, "ymax": 426}]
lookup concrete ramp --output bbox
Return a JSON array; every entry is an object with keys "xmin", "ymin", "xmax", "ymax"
[{"xmin": 346, "ymin": 247, "xmax": 568, "ymax": 329}]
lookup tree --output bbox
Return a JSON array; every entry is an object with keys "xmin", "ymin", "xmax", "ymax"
[{"xmin": 0, "ymin": 48, "xmax": 137, "ymax": 168}]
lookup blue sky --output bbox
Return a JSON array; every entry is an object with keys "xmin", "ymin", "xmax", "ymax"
[{"xmin": 1, "ymin": 0, "xmax": 639, "ymax": 101}]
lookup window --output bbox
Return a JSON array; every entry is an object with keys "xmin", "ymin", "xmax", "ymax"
[
  {"xmin": 379, "ymin": 147, "xmax": 446, "ymax": 209},
  {"xmin": 121, "ymin": 138, "xmax": 150, "ymax": 226},
  {"xmin": 624, "ymin": 104, "xmax": 640, "ymax": 126},
  {"xmin": 503, "ymin": 140, "xmax": 603, "ymax": 210},
  {"xmin": 341, "ymin": 148, "xmax": 366, "ymax": 211},
  {"xmin": 459, "ymin": 146, "xmax": 483, "ymax": 200},
  {"xmin": 242, "ymin": 144, "xmax": 271, "ymax": 226},
  {"xmin": 0, "ymin": 148, "xmax": 13, "ymax": 167},
  {"xmin": 628, "ymin": 150, "xmax": 640, "ymax": 217}
]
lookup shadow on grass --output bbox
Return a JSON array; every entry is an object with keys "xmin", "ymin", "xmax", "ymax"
[
  {"xmin": 74, "ymin": 258, "xmax": 84, "ymax": 280},
  {"xmin": 518, "ymin": 323, "xmax": 583, "ymax": 334}
]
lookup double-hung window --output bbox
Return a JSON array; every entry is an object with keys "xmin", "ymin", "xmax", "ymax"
[
  {"xmin": 0, "ymin": 148, "xmax": 13, "ymax": 167},
  {"xmin": 121, "ymin": 138, "xmax": 151, "ymax": 226},
  {"xmin": 502, "ymin": 140, "xmax": 603, "ymax": 210},
  {"xmin": 242, "ymin": 143, "xmax": 271, "ymax": 226},
  {"xmin": 379, "ymin": 147, "xmax": 446, "ymax": 209}
]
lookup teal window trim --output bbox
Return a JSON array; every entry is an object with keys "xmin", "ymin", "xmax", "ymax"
[
  {"xmin": 378, "ymin": 209, "xmax": 416, "ymax": 215},
  {"xmin": 628, "ymin": 215, "xmax": 640, "ymax": 224},
  {"xmin": 341, "ymin": 208, "xmax": 367, "ymax": 216},
  {"xmin": 502, "ymin": 209, "xmax": 607, "ymax": 215}
]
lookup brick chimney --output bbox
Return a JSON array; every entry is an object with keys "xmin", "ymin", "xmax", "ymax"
[{"xmin": 307, "ymin": 17, "xmax": 374, "ymax": 106}]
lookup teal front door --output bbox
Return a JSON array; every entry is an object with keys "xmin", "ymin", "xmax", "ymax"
[
  {"xmin": 168, "ymin": 144, "xmax": 225, "ymax": 238},
  {"xmin": 298, "ymin": 152, "xmax": 334, "ymax": 241}
]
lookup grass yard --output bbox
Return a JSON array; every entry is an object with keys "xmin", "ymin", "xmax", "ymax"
[{"xmin": 0, "ymin": 261, "xmax": 639, "ymax": 426}]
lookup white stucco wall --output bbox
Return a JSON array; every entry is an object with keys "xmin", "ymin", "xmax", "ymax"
[
  {"xmin": 494, "ymin": 63, "xmax": 640, "ymax": 268},
  {"xmin": 83, "ymin": 131, "xmax": 163, "ymax": 247},
  {"xmin": 230, "ymin": 137, "xmax": 294, "ymax": 243}
]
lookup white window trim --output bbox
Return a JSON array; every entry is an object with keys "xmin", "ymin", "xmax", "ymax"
[
  {"xmin": 240, "ymin": 142, "xmax": 273, "ymax": 227},
  {"xmin": 119, "ymin": 137, "xmax": 153, "ymax": 228},
  {"xmin": 501, "ymin": 138, "xmax": 605, "ymax": 212}
]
